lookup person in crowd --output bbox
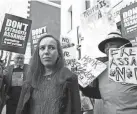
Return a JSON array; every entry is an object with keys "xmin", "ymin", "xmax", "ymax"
[
  {"xmin": 16, "ymin": 34, "xmax": 81, "ymax": 114},
  {"xmin": 80, "ymin": 30, "xmax": 137, "ymax": 114},
  {"xmin": 0, "ymin": 60, "xmax": 6, "ymax": 114},
  {"xmin": 4, "ymin": 54, "xmax": 28, "ymax": 114}
]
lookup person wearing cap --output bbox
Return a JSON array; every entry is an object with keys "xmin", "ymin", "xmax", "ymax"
[
  {"xmin": 4, "ymin": 53, "xmax": 29, "ymax": 114},
  {"xmin": 80, "ymin": 30, "xmax": 137, "ymax": 114}
]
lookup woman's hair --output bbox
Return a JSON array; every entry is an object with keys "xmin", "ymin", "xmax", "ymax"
[{"xmin": 27, "ymin": 34, "xmax": 65, "ymax": 88}]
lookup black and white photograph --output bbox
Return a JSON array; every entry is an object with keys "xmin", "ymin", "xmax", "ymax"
[{"xmin": 0, "ymin": 0, "xmax": 137, "ymax": 114}]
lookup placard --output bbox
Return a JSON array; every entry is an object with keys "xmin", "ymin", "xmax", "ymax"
[
  {"xmin": 75, "ymin": 55, "xmax": 106, "ymax": 87},
  {"xmin": 0, "ymin": 13, "xmax": 32, "ymax": 54},
  {"xmin": 109, "ymin": 47, "xmax": 137, "ymax": 84},
  {"xmin": 60, "ymin": 36, "xmax": 76, "ymax": 72},
  {"xmin": 120, "ymin": 2, "xmax": 137, "ymax": 39}
]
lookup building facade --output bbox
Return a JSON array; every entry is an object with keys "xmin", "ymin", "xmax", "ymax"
[
  {"xmin": 28, "ymin": 0, "xmax": 61, "ymax": 54},
  {"xmin": 61, "ymin": 1, "xmax": 137, "ymax": 113},
  {"xmin": 61, "ymin": 0, "xmax": 137, "ymax": 59},
  {"xmin": 10, "ymin": 0, "xmax": 61, "ymax": 64}
]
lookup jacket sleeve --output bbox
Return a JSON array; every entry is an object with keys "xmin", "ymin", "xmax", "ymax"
[
  {"xmin": 69, "ymin": 75, "xmax": 82, "ymax": 114},
  {"xmin": 16, "ymin": 81, "xmax": 32, "ymax": 114},
  {"xmin": 3, "ymin": 65, "xmax": 14, "ymax": 95},
  {"xmin": 79, "ymin": 78, "xmax": 101, "ymax": 99}
]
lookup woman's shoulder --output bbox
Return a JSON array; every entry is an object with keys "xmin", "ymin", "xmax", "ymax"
[
  {"xmin": 60, "ymin": 67, "xmax": 77, "ymax": 81},
  {"xmin": 61, "ymin": 67, "xmax": 72, "ymax": 74}
]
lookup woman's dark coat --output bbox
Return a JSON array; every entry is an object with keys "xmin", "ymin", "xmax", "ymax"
[{"xmin": 16, "ymin": 67, "xmax": 82, "ymax": 114}]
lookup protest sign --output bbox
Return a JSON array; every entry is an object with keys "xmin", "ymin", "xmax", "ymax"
[
  {"xmin": 80, "ymin": 0, "xmax": 117, "ymax": 59},
  {"xmin": 109, "ymin": 47, "xmax": 137, "ymax": 84},
  {"xmin": 75, "ymin": 55, "xmax": 106, "ymax": 88},
  {"xmin": 120, "ymin": 2, "xmax": 137, "ymax": 39},
  {"xmin": 31, "ymin": 26, "xmax": 47, "ymax": 52},
  {"xmin": 60, "ymin": 36, "xmax": 76, "ymax": 72},
  {"xmin": 0, "ymin": 13, "xmax": 32, "ymax": 54},
  {"xmin": 80, "ymin": 0, "xmax": 111, "ymax": 29}
]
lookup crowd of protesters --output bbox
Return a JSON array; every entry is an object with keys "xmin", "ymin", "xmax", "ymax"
[{"xmin": 0, "ymin": 29, "xmax": 137, "ymax": 114}]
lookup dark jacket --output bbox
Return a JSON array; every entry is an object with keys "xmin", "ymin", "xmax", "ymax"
[
  {"xmin": 0, "ymin": 74, "xmax": 6, "ymax": 113},
  {"xmin": 4, "ymin": 64, "xmax": 29, "ymax": 95},
  {"xmin": 16, "ymin": 67, "xmax": 82, "ymax": 114},
  {"xmin": 79, "ymin": 78, "xmax": 101, "ymax": 99}
]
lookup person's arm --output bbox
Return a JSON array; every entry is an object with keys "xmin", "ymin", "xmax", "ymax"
[
  {"xmin": 69, "ymin": 75, "xmax": 82, "ymax": 114},
  {"xmin": 79, "ymin": 78, "xmax": 101, "ymax": 99},
  {"xmin": 3, "ymin": 68, "xmax": 10, "ymax": 99},
  {"xmin": 79, "ymin": 56, "xmax": 107, "ymax": 99}
]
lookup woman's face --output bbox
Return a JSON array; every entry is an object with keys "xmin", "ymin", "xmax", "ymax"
[{"xmin": 39, "ymin": 37, "xmax": 59, "ymax": 68}]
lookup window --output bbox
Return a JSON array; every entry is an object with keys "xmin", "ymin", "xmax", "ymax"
[
  {"xmin": 85, "ymin": 0, "xmax": 90, "ymax": 10},
  {"xmin": 67, "ymin": 6, "xmax": 73, "ymax": 32}
]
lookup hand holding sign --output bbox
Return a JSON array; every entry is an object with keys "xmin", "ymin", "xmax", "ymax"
[{"xmin": 75, "ymin": 55, "xmax": 106, "ymax": 88}]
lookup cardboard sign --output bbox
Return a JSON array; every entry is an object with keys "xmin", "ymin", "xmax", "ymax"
[
  {"xmin": 60, "ymin": 36, "xmax": 76, "ymax": 72},
  {"xmin": 80, "ymin": 0, "xmax": 117, "ymax": 59},
  {"xmin": 109, "ymin": 47, "xmax": 137, "ymax": 84},
  {"xmin": 75, "ymin": 55, "xmax": 106, "ymax": 88},
  {"xmin": 0, "ymin": 14, "xmax": 32, "ymax": 54},
  {"xmin": 120, "ymin": 2, "xmax": 137, "ymax": 39},
  {"xmin": 81, "ymin": 0, "xmax": 110, "ymax": 23}
]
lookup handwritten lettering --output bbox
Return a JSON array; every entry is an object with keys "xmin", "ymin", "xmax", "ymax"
[
  {"xmin": 75, "ymin": 55, "xmax": 106, "ymax": 87},
  {"xmin": 63, "ymin": 51, "xmax": 70, "ymax": 57},
  {"xmin": 81, "ymin": 55, "xmax": 102, "ymax": 69},
  {"xmin": 65, "ymin": 59, "xmax": 76, "ymax": 67},
  {"xmin": 116, "ymin": 67, "xmax": 125, "ymax": 81},
  {"xmin": 109, "ymin": 47, "xmax": 137, "ymax": 84}
]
